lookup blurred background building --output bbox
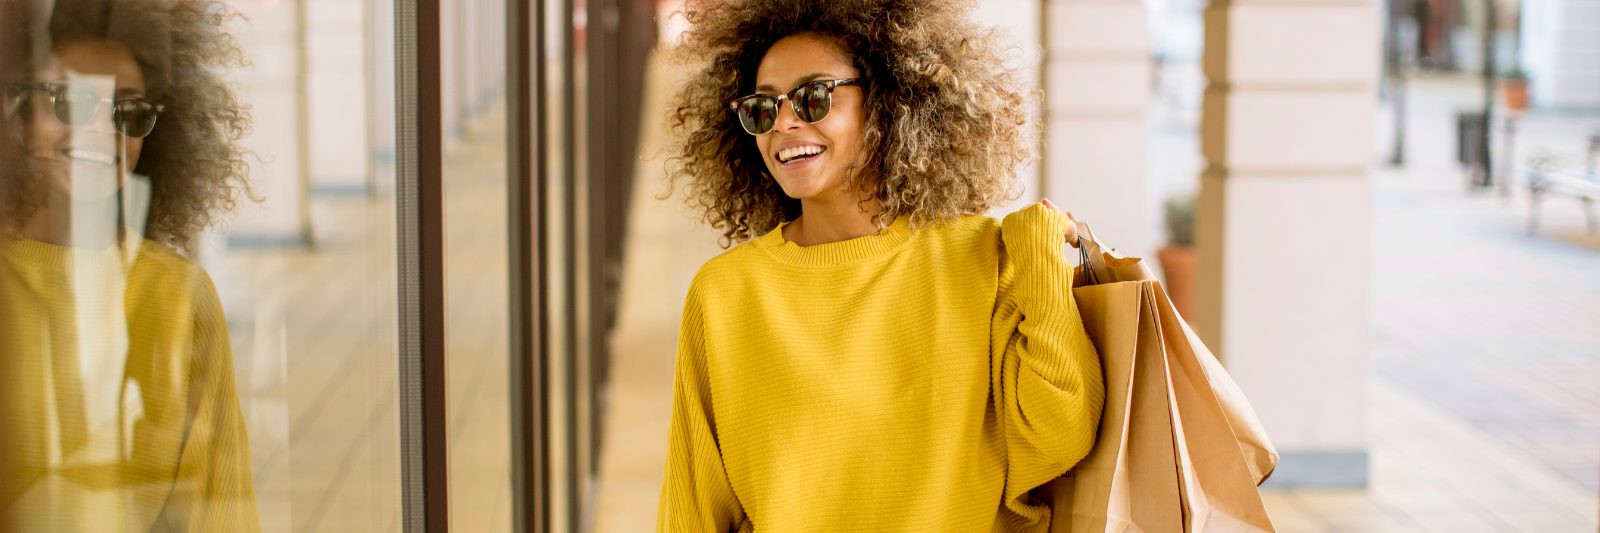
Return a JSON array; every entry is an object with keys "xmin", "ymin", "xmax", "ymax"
[{"xmin": 2, "ymin": 0, "xmax": 1596, "ymax": 531}]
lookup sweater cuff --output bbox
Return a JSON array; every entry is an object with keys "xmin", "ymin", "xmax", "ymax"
[{"xmin": 1000, "ymin": 203, "xmax": 1074, "ymax": 304}]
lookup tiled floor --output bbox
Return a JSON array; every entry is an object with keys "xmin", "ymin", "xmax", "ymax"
[
  {"xmin": 593, "ymin": 58, "xmax": 1600, "ymax": 532},
  {"xmin": 211, "ymin": 194, "xmax": 405, "ymax": 533},
  {"xmin": 210, "ymin": 106, "xmax": 517, "ymax": 532},
  {"xmin": 1366, "ymin": 74, "xmax": 1600, "ymax": 496}
]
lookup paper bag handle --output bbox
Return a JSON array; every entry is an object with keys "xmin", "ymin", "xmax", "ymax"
[{"xmin": 1075, "ymin": 221, "xmax": 1109, "ymax": 286}]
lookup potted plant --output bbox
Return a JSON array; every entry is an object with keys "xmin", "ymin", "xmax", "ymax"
[
  {"xmin": 1158, "ymin": 193, "xmax": 1197, "ymax": 321},
  {"xmin": 1501, "ymin": 66, "xmax": 1530, "ymax": 111}
]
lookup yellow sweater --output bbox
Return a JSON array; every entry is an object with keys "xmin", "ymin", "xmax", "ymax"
[
  {"xmin": 0, "ymin": 238, "xmax": 259, "ymax": 532},
  {"xmin": 658, "ymin": 204, "xmax": 1105, "ymax": 532}
]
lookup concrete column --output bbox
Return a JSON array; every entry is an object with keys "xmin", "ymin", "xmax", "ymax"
[
  {"xmin": 1522, "ymin": 0, "xmax": 1600, "ymax": 110},
  {"xmin": 440, "ymin": 0, "xmax": 460, "ymax": 140},
  {"xmin": 1197, "ymin": 0, "xmax": 1379, "ymax": 486},
  {"xmin": 367, "ymin": 0, "xmax": 397, "ymax": 197},
  {"xmin": 228, "ymin": 0, "xmax": 313, "ymax": 248},
  {"xmin": 307, "ymin": 0, "xmax": 371, "ymax": 197},
  {"xmin": 1042, "ymin": 0, "xmax": 1155, "ymax": 260},
  {"xmin": 971, "ymin": 0, "xmax": 1044, "ymax": 214}
]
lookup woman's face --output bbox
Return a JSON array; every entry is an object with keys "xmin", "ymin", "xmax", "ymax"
[
  {"xmin": 752, "ymin": 34, "xmax": 867, "ymax": 204},
  {"xmin": 24, "ymin": 39, "xmax": 147, "ymax": 201}
]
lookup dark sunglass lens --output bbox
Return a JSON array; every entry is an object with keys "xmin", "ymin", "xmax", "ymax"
[
  {"xmin": 795, "ymin": 82, "xmax": 832, "ymax": 123},
  {"xmin": 737, "ymin": 97, "xmax": 777, "ymax": 135},
  {"xmin": 54, "ymin": 85, "xmax": 99, "ymax": 125},
  {"xmin": 114, "ymin": 100, "xmax": 160, "ymax": 137}
]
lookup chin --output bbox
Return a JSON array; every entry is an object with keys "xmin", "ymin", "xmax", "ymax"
[
  {"xmin": 66, "ymin": 166, "xmax": 123, "ymax": 201},
  {"xmin": 774, "ymin": 175, "xmax": 838, "ymax": 200},
  {"xmin": 777, "ymin": 184, "xmax": 828, "ymax": 202}
]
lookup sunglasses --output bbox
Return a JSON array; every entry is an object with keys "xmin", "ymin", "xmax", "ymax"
[
  {"xmin": 728, "ymin": 77, "xmax": 862, "ymax": 136},
  {"xmin": 6, "ymin": 82, "xmax": 166, "ymax": 138}
]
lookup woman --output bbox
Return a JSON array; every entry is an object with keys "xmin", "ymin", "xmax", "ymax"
[
  {"xmin": 659, "ymin": 0, "xmax": 1105, "ymax": 531},
  {"xmin": 0, "ymin": 0, "xmax": 258, "ymax": 530}
]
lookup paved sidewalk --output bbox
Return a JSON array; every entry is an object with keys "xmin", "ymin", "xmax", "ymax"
[{"xmin": 1370, "ymin": 73, "xmax": 1600, "ymax": 494}]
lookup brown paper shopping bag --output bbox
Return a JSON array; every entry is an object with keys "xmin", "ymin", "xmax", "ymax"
[{"xmin": 1046, "ymin": 224, "xmax": 1277, "ymax": 532}]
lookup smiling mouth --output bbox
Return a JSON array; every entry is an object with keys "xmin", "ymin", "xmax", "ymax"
[
  {"xmin": 34, "ymin": 146, "xmax": 118, "ymax": 167},
  {"xmin": 777, "ymin": 145, "xmax": 825, "ymax": 164}
]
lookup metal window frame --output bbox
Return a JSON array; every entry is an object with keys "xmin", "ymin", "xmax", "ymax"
[
  {"xmin": 508, "ymin": 0, "xmax": 548, "ymax": 529},
  {"xmin": 397, "ymin": 0, "xmax": 546, "ymax": 530},
  {"xmin": 394, "ymin": 0, "xmax": 447, "ymax": 530}
]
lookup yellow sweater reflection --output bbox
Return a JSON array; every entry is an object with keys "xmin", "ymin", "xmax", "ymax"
[{"xmin": 0, "ymin": 238, "xmax": 259, "ymax": 532}]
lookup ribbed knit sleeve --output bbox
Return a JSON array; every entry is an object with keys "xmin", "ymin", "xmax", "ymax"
[
  {"xmin": 991, "ymin": 203, "xmax": 1107, "ymax": 527},
  {"xmin": 657, "ymin": 282, "xmax": 747, "ymax": 532},
  {"xmin": 155, "ymin": 272, "xmax": 261, "ymax": 532}
]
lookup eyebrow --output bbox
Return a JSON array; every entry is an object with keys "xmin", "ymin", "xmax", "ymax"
[{"xmin": 755, "ymin": 72, "xmax": 836, "ymax": 93}]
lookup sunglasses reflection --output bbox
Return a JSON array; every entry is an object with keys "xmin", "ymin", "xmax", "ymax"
[{"xmin": 2, "ymin": 1, "xmax": 258, "ymax": 531}]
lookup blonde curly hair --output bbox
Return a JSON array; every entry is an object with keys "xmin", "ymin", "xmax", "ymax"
[
  {"xmin": 665, "ymin": 0, "xmax": 1037, "ymax": 247},
  {"xmin": 3, "ymin": 0, "xmax": 251, "ymax": 251}
]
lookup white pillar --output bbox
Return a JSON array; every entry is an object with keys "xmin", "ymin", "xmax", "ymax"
[
  {"xmin": 228, "ymin": 0, "xmax": 313, "ymax": 248},
  {"xmin": 1521, "ymin": 0, "xmax": 1600, "ymax": 110},
  {"xmin": 1197, "ymin": 0, "xmax": 1379, "ymax": 486},
  {"xmin": 1042, "ymin": 0, "xmax": 1155, "ymax": 260},
  {"xmin": 971, "ymin": 0, "xmax": 1045, "ymax": 214},
  {"xmin": 307, "ymin": 0, "xmax": 371, "ymax": 197},
  {"xmin": 367, "ymin": 0, "xmax": 397, "ymax": 197}
]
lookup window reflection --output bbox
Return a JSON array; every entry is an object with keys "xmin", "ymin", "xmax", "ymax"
[{"xmin": 1, "ymin": 0, "xmax": 258, "ymax": 530}]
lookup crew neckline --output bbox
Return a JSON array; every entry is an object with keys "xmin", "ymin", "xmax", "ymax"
[
  {"xmin": 753, "ymin": 216, "xmax": 915, "ymax": 266},
  {"xmin": 4, "ymin": 236, "xmax": 151, "ymax": 278}
]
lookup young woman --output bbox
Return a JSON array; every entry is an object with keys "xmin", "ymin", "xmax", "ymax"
[
  {"xmin": 0, "ymin": 1, "xmax": 258, "ymax": 530},
  {"xmin": 659, "ymin": 1, "xmax": 1105, "ymax": 531}
]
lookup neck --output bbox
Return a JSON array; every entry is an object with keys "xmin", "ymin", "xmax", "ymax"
[
  {"xmin": 19, "ymin": 193, "xmax": 122, "ymax": 249},
  {"xmin": 784, "ymin": 192, "xmax": 886, "ymax": 247}
]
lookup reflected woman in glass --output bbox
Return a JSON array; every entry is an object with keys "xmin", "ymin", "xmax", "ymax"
[
  {"xmin": 0, "ymin": 0, "xmax": 258, "ymax": 530},
  {"xmin": 660, "ymin": 0, "xmax": 1104, "ymax": 530}
]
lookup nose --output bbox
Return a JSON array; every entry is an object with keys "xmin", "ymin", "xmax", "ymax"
[
  {"xmin": 772, "ymin": 96, "xmax": 805, "ymax": 133},
  {"xmin": 79, "ymin": 102, "xmax": 117, "ymax": 135}
]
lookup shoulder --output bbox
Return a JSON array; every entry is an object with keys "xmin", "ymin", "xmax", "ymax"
[
  {"xmin": 681, "ymin": 239, "xmax": 767, "ymax": 308},
  {"xmin": 936, "ymin": 213, "xmax": 1002, "ymax": 237},
  {"xmin": 128, "ymin": 240, "xmax": 225, "ymax": 319},
  {"xmin": 916, "ymin": 213, "xmax": 1002, "ymax": 252},
  {"xmin": 690, "ymin": 240, "xmax": 763, "ymax": 286},
  {"xmin": 132, "ymin": 240, "xmax": 216, "ymax": 286}
]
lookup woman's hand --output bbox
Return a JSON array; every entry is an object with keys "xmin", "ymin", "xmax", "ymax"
[{"xmin": 1039, "ymin": 198, "xmax": 1081, "ymax": 248}]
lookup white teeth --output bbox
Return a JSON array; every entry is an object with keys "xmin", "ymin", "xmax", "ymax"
[
  {"xmin": 65, "ymin": 148, "xmax": 116, "ymax": 166},
  {"xmin": 778, "ymin": 145, "xmax": 824, "ymax": 163}
]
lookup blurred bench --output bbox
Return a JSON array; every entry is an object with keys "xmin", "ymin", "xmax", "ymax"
[{"xmin": 1527, "ymin": 130, "xmax": 1600, "ymax": 235}]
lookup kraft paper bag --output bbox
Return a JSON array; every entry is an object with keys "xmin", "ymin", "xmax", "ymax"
[
  {"xmin": 1046, "ymin": 224, "xmax": 1277, "ymax": 532},
  {"xmin": 1070, "ymin": 223, "xmax": 1277, "ymax": 484}
]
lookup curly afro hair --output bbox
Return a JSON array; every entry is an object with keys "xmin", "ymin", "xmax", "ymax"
[
  {"xmin": 3, "ymin": 0, "xmax": 251, "ymax": 251},
  {"xmin": 665, "ymin": 0, "xmax": 1035, "ymax": 247}
]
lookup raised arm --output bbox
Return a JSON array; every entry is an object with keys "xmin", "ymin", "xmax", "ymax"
[{"xmin": 990, "ymin": 203, "xmax": 1106, "ymax": 524}]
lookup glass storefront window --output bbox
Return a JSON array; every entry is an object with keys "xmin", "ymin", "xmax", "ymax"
[{"xmin": 2, "ymin": 0, "xmax": 404, "ymax": 530}]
